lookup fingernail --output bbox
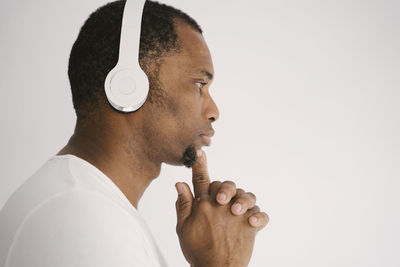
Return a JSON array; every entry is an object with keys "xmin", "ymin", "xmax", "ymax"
[
  {"xmin": 217, "ymin": 193, "xmax": 227, "ymax": 203},
  {"xmin": 232, "ymin": 203, "xmax": 242, "ymax": 213},
  {"xmin": 250, "ymin": 216, "xmax": 258, "ymax": 224},
  {"xmin": 196, "ymin": 150, "xmax": 203, "ymax": 158},
  {"xmin": 175, "ymin": 183, "xmax": 183, "ymax": 195}
]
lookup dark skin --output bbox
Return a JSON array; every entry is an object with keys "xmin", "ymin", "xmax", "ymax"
[{"xmin": 58, "ymin": 20, "xmax": 269, "ymax": 267}]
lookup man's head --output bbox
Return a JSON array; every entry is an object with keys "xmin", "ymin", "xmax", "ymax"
[{"xmin": 68, "ymin": 0, "xmax": 219, "ymax": 167}]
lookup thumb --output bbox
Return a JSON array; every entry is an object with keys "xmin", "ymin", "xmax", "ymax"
[{"xmin": 175, "ymin": 182, "xmax": 193, "ymax": 232}]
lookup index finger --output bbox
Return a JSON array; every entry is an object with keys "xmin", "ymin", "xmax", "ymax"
[{"xmin": 192, "ymin": 149, "xmax": 210, "ymax": 199}]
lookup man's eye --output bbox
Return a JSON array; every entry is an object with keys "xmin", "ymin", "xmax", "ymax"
[{"xmin": 195, "ymin": 82, "xmax": 207, "ymax": 90}]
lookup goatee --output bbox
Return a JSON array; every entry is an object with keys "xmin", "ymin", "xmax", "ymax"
[{"xmin": 181, "ymin": 144, "xmax": 197, "ymax": 168}]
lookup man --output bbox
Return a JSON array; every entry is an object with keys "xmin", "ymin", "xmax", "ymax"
[{"xmin": 0, "ymin": 1, "xmax": 269, "ymax": 266}]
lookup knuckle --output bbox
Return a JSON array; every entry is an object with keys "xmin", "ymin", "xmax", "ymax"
[
  {"xmin": 245, "ymin": 192, "xmax": 257, "ymax": 202},
  {"xmin": 247, "ymin": 211, "xmax": 270, "ymax": 231},
  {"xmin": 209, "ymin": 181, "xmax": 222, "ymax": 193},
  {"xmin": 212, "ymin": 181, "xmax": 222, "ymax": 189},
  {"xmin": 262, "ymin": 212, "xmax": 270, "ymax": 224},
  {"xmin": 222, "ymin": 180, "xmax": 236, "ymax": 187},
  {"xmin": 235, "ymin": 197, "xmax": 251, "ymax": 208},
  {"xmin": 220, "ymin": 181, "xmax": 237, "ymax": 197},
  {"xmin": 251, "ymin": 205, "xmax": 261, "ymax": 213},
  {"xmin": 193, "ymin": 173, "xmax": 207, "ymax": 183},
  {"xmin": 210, "ymin": 180, "xmax": 222, "ymax": 186},
  {"xmin": 255, "ymin": 212, "xmax": 269, "ymax": 229},
  {"xmin": 236, "ymin": 188, "xmax": 245, "ymax": 196}
]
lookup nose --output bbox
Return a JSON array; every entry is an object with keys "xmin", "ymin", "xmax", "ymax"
[{"xmin": 204, "ymin": 96, "xmax": 220, "ymax": 122}]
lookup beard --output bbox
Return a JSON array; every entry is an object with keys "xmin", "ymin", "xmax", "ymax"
[{"xmin": 180, "ymin": 144, "xmax": 197, "ymax": 168}]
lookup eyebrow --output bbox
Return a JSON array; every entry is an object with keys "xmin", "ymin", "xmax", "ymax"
[{"xmin": 200, "ymin": 70, "xmax": 214, "ymax": 80}]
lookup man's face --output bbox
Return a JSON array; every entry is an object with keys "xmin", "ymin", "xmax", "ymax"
[{"xmin": 140, "ymin": 21, "xmax": 219, "ymax": 167}]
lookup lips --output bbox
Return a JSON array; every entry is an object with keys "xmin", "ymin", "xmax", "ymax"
[{"xmin": 200, "ymin": 130, "xmax": 215, "ymax": 146}]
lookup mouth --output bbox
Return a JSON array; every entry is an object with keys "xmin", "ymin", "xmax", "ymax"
[{"xmin": 199, "ymin": 130, "xmax": 215, "ymax": 146}]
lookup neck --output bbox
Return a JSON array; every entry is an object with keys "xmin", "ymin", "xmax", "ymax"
[{"xmin": 57, "ymin": 120, "xmax": 161, "ymax": 209}]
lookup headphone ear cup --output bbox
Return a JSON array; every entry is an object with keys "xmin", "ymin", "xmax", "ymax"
[{"xmin": 105, "ymin": 66, "xmax": 149, "ymax": 113}]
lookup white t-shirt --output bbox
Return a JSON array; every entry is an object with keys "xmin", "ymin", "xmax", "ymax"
[{"xmin": 0, "ymin": 154, "xmax": 169, "ymax": 267}]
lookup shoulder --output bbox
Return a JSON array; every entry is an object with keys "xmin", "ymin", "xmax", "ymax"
[{"xmin": 5, "ymin": 190, "xmax": 152, "ymax": 267}]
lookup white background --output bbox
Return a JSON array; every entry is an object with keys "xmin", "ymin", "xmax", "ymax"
[{"xmin": 1, "ymin": 0, "xmax": 400, "ymax": 266}]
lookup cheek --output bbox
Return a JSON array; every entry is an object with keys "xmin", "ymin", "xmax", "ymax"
[
  {"xmin": 172, "ymin": 105, "xmax": 200, "ymax": 137},
  {"xmin": 168, "ymin": 100, "xmax": 203, "ymax": 146},
  {"xmin": 146, "ymin": 97, "xmax": 198, "ymax": 144},
  {"xmin": 167, "ymin": 88, "xmax": 202, "ymax": 129},
  {"xmin": 149, "ymin": 77, "xmax": 203, "ymax": 143}
]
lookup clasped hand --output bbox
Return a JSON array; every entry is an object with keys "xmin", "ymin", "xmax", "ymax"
[{"xmin": 175, "ymin": 150, "xmax": 269, "ymax": 267}]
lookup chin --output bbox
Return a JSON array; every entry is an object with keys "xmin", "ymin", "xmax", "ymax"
[
  {"xmin": 160, "ymin": 147, "xmax": 193, "ymax": 167},
  {"xmin": 162, "ymin": 142, "xmax": 199, "ymax": 168},
  {"xmin": 180, "ymin": 144, "xmax": 197, "ymax": 168},
  {"xmin": 164, "ymin": 144, "xmax": 197, "ymax": 168}
]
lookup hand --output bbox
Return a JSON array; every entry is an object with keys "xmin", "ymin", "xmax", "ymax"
[
  {"xmin": 210, "ymin": 180, "xmax": 267, "ymax": 228},
  {"xmin": 175, "ymin": 150, "xmax": 269, "ymax": 267}
]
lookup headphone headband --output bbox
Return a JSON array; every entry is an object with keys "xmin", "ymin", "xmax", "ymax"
[
  {"xmin": 118, "ymin": 0, "xmax": 146, "ymax": 68},
  {"xmin": 104, "ymin": 0, "xmax": 149, "ymax": 113}
]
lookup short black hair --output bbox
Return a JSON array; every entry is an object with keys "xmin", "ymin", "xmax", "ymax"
[{"xmin": 68, "ymin": 0, "xmax": 202, "ymax": 122}]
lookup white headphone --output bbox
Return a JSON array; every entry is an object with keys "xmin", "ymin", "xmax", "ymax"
[{"xmin": 104, "ymin": 0, "xmax": 149, "ymax": 113}]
